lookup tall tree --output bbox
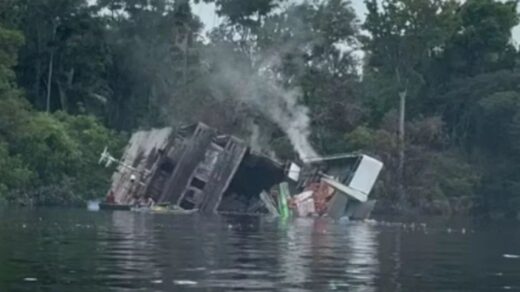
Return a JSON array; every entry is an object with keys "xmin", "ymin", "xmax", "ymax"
[
  {"xmin": 441, "ymin": 0, "xmax": 518, "ymax": 78},
  {"xmin": 96, "ymin": 0, "xmax": 203, "ymax": 130},
  {"xmin": 363, "ymin": 0, "xmax": 458, "ymax": 205},
  {"xmin": 10, "ymin": 0, "xmax": 113, "ymax": 117}
]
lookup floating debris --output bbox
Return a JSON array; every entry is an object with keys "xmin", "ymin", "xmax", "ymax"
[
  {"xmin": 183, "ymin": 267, "xmax": 206, "ymax": 272},
  {"xmin": 173, "ymin": 280, "xmax": 198, "ymax": 286},
  {"xmin": 87, "ymin": 200, "xmax": 100, "ymax": 211}
]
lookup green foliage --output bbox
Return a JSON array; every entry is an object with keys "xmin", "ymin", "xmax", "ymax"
[
  {"xmin": 53, "ymin": 112, "xmax": 125, "ymax": 199},
  {"xmin": 0, "ymin": 26, "xmax": 24, "ymax": 90},
  {"xmin": 0, "ymin": 99, "xmax": 124, "ymax": 205},
  {"xmin": 441, "ymin": 0, "xmax": 519, "ymax": 77},
  {"xmin": 0, "ymin": 143, "xmax": 33, "ymax": 199},
  {"xmin": 346, "ymin": 115, "xmax": 478, "ymax": 214},
  {"xmin": 360, "ymin": 0, "xmax": 520, "ymax": 215},
  {"xmin": 95, "ymin": 0, "xmax": 204, "ymax": 130},
  {"xmin": 0, "ymin": 22, "xmax": 123, "ymax": 206},
  {"xmin": 207, "ymin": 0, "xmax": 283, "ymax": 28}
]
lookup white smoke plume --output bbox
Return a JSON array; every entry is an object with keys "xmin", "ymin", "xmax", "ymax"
[{"xmin": 205, "ymin": 44, "xmax": 320, "ymax": 162}]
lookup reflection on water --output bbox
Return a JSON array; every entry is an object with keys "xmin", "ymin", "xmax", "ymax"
[
  {"xmin": 345, "ymin": 222, "xmax": 379, "ymax": 291},
  {"xmin": 103, "ymin": 211, "xmax": 162, "ymax": 287},
  {"xmin": 1, "ymin": 209, "xmax": 520, "ymax": 291}
]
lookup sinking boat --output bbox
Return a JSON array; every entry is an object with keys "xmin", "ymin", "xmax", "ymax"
[{"xmin": 98, "ymin": 123, "xmax": 383, "ymax": 220}]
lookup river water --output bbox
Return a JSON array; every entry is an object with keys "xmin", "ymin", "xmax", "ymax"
[{"xmin": 0, "ymin": 209, "xmax": 519, "ymax": 291}]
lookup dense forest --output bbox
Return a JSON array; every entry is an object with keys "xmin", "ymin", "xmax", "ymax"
[{"xmin": 0, "ymin": 0, "xmax": 519, "ymax": 217}]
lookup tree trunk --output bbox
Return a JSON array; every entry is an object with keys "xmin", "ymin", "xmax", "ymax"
[
  {"xmin": 57, "ymin": 81, "xmax": 66, "ymax": 112},
  {"xmin": 46, "ymin": 49, "xmax": 55, "ymax": 112},
  {"xmin": 34, "ymin": 27, "xmax": 42, "ymax": 104},
  {"xmin": 183, "ymin": 31, "xmax": 189, "ymax": 96},
  {"xmin": 46, "ymin": 22, "xmax": 58, "ymax": 113},
  {"xmin": 58, "ymin": 67, "xmax": 74, "ymax": 112},
  {"xmin": 397, "ymin": 88, "xmax": 407, "ymax": 205}
]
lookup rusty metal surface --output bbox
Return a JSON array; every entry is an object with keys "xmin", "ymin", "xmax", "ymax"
[{"xmin": 306, "ymin": 182, "xmax": 335, "ymax": 216}]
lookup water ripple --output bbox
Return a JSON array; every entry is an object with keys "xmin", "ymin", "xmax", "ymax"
[{"xmin": 0, "ymin": 209, "xmax": 520, "ymax": 291}]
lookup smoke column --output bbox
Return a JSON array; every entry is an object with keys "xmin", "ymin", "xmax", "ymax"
[{"xmin": 206, "ymin": 45, "xmax": 320, "ymax": 162}]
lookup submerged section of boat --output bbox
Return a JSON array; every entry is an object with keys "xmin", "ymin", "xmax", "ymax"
[
  {"xmin": 99, "ymin": 203, "xmax": 132, "ymax": 211},
  {"xmin": 131, "ymin": 205, "xmax": 199, "ymax": 215},
  {"xmin": 98, "ymin": 123, "xmax": 383, "ymax": 220}
]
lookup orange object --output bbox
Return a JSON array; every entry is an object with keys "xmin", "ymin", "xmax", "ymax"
[{"xmin": 306, "ymin": 182, "xmax": 335, "ymax": 215}]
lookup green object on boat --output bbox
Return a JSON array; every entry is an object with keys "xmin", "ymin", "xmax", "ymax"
[{"xmin": 278, "ymin": 182, "xmax": 291, "ymax": 218}]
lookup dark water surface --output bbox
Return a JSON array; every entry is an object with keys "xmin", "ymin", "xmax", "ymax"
[{"xmin": 0, "ymin": 209, "xmax": 519, "ymax": 291}]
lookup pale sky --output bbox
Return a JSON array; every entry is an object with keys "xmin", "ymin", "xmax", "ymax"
[{"xmin": 192, "ymin": 0, "xmax": 368, "ymax": 33}]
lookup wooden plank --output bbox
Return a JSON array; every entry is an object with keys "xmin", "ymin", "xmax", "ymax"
[
  {"xmin": 199, "ymin": 137, "xmax": 247, "ymax": 214},
  {"xmin": 158, "ymin": 124, "xmax": 216, "ymax": 204},
  {"xmin": 145, "ymin": 141, "xmax": 184, "ymax": 202},
  {"xmin": 257, "ymin": 191, "xmax": 279, "ymax": 216}
]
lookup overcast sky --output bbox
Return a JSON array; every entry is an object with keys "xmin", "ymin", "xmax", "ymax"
[
  {"xmin": 192, "ymin": 0, "xmax": 520, "ymax": 45},
  {"xmin": 192, "ymin": 0, "xmax": 368, "ymax": 33}
]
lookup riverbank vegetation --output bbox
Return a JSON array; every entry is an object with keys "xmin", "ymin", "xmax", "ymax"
[{"xmin": 0, "ymin": 0, "xmax": 519, "ymax": 218}]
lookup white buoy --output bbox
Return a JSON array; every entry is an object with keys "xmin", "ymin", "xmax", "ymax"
[{"xmin": 87, "ymin": 200, "xmax": 100, "ymax": 211}]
